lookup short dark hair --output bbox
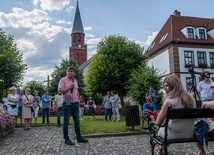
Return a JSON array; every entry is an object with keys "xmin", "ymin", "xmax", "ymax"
[{"xmin": 67, "ymin": 66, "xmax": 75, "ymax": 72}]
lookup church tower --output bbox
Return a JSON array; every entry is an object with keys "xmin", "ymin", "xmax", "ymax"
[{"xmin": 70, "ymin": 1, "xmax": 87, "ymax": 65}]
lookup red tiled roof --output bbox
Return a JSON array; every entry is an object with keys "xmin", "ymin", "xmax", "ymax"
[{"xmin": 145, "ymin": 13, "xmax": 214, "ymax": 57}]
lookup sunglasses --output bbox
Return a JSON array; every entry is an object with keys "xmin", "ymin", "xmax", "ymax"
[{"xmin": 210, "ymin": 86, "xmax": 214, "ymax": 89}]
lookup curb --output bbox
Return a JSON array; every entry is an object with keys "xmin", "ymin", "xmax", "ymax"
[{"xmin": 83, "ymin": 130, "xmax": 149, "ymax": 138}]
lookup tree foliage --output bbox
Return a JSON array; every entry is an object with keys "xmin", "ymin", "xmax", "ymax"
[
  {"xmin": 22, "ymin": 80, "xmax": 46, "ymax": 97},
  {"xmin": 126, "ymin": 65, "xmax": 163, "ymax": 105},
  {"xmin": 49, "ymin": 58, "xmax": 85, "ymax": 96},
  {"xmin": 0, "ymin": 29, "xmax": 27, "ymax": 97},
  {"xmin": 86, "ymin": 35, "xmax": 147, "ymax": 102}
]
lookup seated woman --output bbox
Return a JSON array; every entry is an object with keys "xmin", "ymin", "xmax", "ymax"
[
  {"xmin": 155, "ymin": 75, "xmax": 195, "ymax": 154},
  {"xmin": 143, "ymin": 96, "xmax": 158, "ymax": 122}
]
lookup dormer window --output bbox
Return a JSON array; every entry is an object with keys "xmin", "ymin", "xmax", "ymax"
[
  {"xmin": 159, "ymin": 33, "xmax": 168, "ymax": 43},
  {"xmin": 187, "ymin": 28, "xmax": 194, "ymax": 39},
  {"xmin": 199, "ymin": 29, "xmax": 205, "ymax": 39},
  {"xmin": 196, "ymin": 27, "xmax": 207, "ymax": 40},
  {"xmin": 181, "ymin": 26, "xmax": 195, "ymax": 39},
  {"xmin": 148, "ymin": 42, "xmax": 155, "ymax": 50}
]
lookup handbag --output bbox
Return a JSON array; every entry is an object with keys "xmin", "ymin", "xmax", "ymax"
[
  {"xmin": 31, "ymin": 107, "xmax": 34, "ymax": 113},
  {"xmin": 24, "ymin": 95, "xmax": 34, "ymax": 113}
]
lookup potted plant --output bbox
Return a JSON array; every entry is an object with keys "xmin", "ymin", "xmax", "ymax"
[
  {"xmin": 198, "ymin": 63, "xmax": 208, "ymax": 68},
  {"xmin": 185, "ymin": 63, "xmax": 195, "ymax": 68}
]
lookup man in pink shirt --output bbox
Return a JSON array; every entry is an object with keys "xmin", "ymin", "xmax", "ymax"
[{"xmin": 58, "ymin": 66, "xmax": 89, "ymax": 145}]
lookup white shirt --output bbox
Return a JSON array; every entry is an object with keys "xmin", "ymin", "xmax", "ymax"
[{"xmin": 54, "ymin": 94, "xmax": 63, "ymax": 107}]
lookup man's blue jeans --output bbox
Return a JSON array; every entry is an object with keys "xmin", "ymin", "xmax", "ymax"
[
  {"xmin": 42, "ymin": 108, "xmax": 49, "ymax": 123},
  {"xmin": 57, "ymin": 107, "xmax": 62, "ymax": 126},
  {"xmin": 63, "ymin": 102, "xmax": 82, "ymax": 141},
  {"xmin": 104, "ymin": 108, "xmax": 112, "ymax": 121}
]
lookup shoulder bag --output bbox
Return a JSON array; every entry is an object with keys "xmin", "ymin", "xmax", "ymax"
[{"xmin": 25, "ymin": 95, "xmax": 34, "ymax": 113}]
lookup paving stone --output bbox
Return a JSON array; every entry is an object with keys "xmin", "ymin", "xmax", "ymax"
[{"xmin": 0, "ymin": 126, "xmax": 214, "ymax": 155}]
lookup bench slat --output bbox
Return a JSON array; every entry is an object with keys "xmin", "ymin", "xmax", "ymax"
[{"xmin": 167, "ymin": 108, "xmax": 214, "ymax": 119}]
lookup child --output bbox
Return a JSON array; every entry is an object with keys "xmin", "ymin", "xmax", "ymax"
[{"xmin": 143, "ymin": 96, "xmax": 158, "ymax": 121}]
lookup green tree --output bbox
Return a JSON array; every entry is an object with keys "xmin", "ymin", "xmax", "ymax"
[
  {"xmin": 22, "ymin": 80, "xmax": 46, "ymax": 97},
  {"xmin": 49, "ymin": 58, "xmax": 85, "ymax": 96},
  {"xmin": 0, "ymin": 29, "xmax": 27, "ymax": 97},
  {"xmin": 86, "ymin": 35, "xmax": 147, "ymax": 104},
  {"xmin": 126, "ymin": 65, "xmax": 163, "ymax": 105}
]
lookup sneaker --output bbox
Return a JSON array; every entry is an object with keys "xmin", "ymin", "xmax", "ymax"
[
  {"xmin": 65, "ymin": 139, "xmax": 75, "ymax": 145},
  {"xmin": 77, "ymin": 138, "xmax": 89, "ymax": 143}
]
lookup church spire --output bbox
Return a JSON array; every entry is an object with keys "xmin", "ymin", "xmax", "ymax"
[{"xmin": 72, "ymin": 1, "xmax": 84, "ymax": 35}]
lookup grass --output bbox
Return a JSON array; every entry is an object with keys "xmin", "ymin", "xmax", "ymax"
[{"xmin": 17, "ymin": 115, "xmax": 144, "ymax": 135}]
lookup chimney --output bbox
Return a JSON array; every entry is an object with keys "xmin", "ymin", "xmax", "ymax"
[{"xmin": 173, "ymin": 10, "xmax": 181, "ymax": 16}]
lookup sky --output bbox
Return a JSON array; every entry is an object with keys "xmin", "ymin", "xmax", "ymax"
[{"xmin": 0, "ymin": 0, "xmax": 214, "ymax": 85}]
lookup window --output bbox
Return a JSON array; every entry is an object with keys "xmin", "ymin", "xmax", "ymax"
[
  {"xmin": 184, "ymin": 51, "xmax": 194, "ymax": 65},
  {"xmin": 147, "ymin": 42, "xmax": 155, "ymax": 50},
  {"xmin": 210, "ymin": 52, "xmax": 214, "ymax": 67},
  {"xmin": 187, "ymin": 28, "xmax": 194, "ymax": 39},
  {"xmin": 198, "ymin": 29, "xmax": 206, "ymax": 39},
  {"xmin": 78, "ymin": 35, "xmax": 81, "ymax": 42},
  {"xmin": 73, "ymin": 35, "xmax": 76, "ymax": 43},
  {"xmin": 186, "ymin": 77, "xmax": 193, "ymax": 91},
  {"xmin": 159, "ymin": 33, "xmax": 168, "ymax": 43},
  {"xmin": 197, "ymin": 52, "xmax": 206, "ymax": 65}
]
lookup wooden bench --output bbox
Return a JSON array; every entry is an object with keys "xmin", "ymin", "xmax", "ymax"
[{"xmin": 149, "ymin": 107, "xmax": 214, "ymax": 155}]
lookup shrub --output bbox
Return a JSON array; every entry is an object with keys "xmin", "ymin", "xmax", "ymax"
[{"xmin": 0, "ymin": 106, "xmax": 15, "ymax": 128}]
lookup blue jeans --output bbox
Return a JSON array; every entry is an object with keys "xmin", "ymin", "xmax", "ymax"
[
  {"xmin": 63, "ymin": 102, "xmax": 82, "ymax": 141},
  {"xmin": 104, "ymin": 108, "xmax": 112, "ymax": 121},
  {"xmin": 42, "ymin": 108, "xmax": 49, "ymax": 123},
  {"xmin": 57, "ymin": 107, "xmax": 63, "ymax": 126}
]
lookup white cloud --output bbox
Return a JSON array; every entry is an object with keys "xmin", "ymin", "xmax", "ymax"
[
  {"xmin": 84, "ymin": 26, "xmax": 92, "ymax": 31},
  {"xmin": 86, "ymin": 38, "xmax": 101, "ymax": 45},
  {"xmin": 91, "ymin": 50, "xmax": 97, "ymax": 57},
  {"xmin": 135, "ymin": 40, "xmax": 145, "ymax": 48},
  {"xmin": 142, "ymin": 31, "xmax": 159, "ymax": 52},
  {"xmin": 0, "ymin": 7, "xmax": 72, "ymax": 84},
  {"xmin": 145, "ymin": 31, "xmax": 159, "ymax": 47},
  {"xmin": 0, "ymin": 8, "xmax": 50, "ymax": 28},
  {"xmin": 33, "ymin": 0, "xmax": 72, "ymax": 11},
  {"xmin": 56, "ymin": 20, "xmax": 66, "ymax": 24}
]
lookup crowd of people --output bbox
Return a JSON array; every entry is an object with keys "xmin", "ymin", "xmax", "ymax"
[
  {"xmin": 1, "ymin": 87, "xmax": 54, "ymax": 130},
  {"xmin": 2, "ymin": 66, "xmax": 214, "ymax": 153}
]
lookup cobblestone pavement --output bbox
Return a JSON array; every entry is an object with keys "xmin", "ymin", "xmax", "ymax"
[{"xmin": 0, "ymin": 126, "xmax": 214, "ymax": 155}]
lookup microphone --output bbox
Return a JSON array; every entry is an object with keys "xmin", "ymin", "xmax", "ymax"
[{"xmin": 70, "ymin": 79, "xmax": 74, "ymax": 93}]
